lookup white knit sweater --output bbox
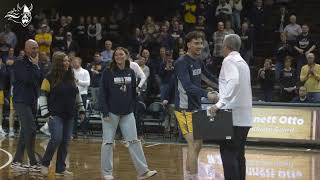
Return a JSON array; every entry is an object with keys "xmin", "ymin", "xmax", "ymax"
[{"xmin": 73, "ymin": 67, "xmax": 91, "ymax": 95}]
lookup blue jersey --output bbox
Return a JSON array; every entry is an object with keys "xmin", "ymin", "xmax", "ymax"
[{"xmin": 174, "ymin": 55, "xmax": 216, "ymax": 111}]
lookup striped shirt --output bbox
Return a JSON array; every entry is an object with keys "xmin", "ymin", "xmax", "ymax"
[{"xmin": 213, "ymin": 31, "xmax": 228, "ymax": 57}]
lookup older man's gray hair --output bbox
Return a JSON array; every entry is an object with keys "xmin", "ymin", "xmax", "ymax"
[{"xmin": 223, "ymin": 34, "xmax": 242, "ymax": 52}]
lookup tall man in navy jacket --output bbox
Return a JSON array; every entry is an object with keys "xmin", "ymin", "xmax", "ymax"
[
  {"xmin": 11, "ymin": 39, "xmax": 42, "ymax": 171},
  {"xmin": 174, "ymin": 31, "xmax": 218, "ymax": 179}
]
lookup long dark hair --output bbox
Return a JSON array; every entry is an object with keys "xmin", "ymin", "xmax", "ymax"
[
  {"xmin": 50, "ymin": 51, "xmax": 75, "ymax": 88},
  {"xmin": 109, "ymin": 47, "xmax": 130, "ymax": 71}
]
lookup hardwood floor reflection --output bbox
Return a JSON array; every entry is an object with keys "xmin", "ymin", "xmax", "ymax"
[{"xmin": 0, "ymin": 137, "xmax": 319, "ymax": 180}]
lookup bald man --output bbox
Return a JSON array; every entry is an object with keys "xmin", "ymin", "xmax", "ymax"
[{"xmin": 11, "ymin": 39, "xmax": 42, "ymax": 171}]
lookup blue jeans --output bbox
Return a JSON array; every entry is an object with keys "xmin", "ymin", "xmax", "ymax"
[
  {"xmin": 42, "ymin": 116, "xmax": 73, "ymax": 173},
  {"xmin": 101, "ymin": 112, "xmax": 149, "ymax": 176},
  {"xmin": 160, "ymin": 84, "xmax": 169, "ymax": 101},
  {"xmin": 263, "ymin": 88, "xmax": 273, "ymax": 102}
]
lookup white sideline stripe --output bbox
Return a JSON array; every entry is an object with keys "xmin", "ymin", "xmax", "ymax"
[
  {"xmin": 0, "ymin": 148, "xmax": 13, "ymax": 170},
  {"xmin": 145, "ymin": 143, "xmax": 162, "ymax": 148}
]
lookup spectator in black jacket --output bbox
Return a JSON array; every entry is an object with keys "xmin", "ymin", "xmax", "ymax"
[
  {"xmin": 279, "ymin": 56, "xmax": 297, "ymax": 102},
  {"xmin": 291, "ymin": 86, "xmax": 312, "ymax": 103},
  {"xmin": 74, "ymin": 16, "xmax": 87, "ymax": 58},
  {"xmin": 162, "ymin": 74, "xmax": 177, "ymax": 134},
  {"xmin": 275, "ymin": 33, "xmax": 292, "ymax": 79},
  {"xmin": 88, "ymin": 53, "xmax": 105, "ymax": 110},
  {"xmin": 52, "ymin": 27, "xmax": 66, "ymax": 52},
  {"xmin": 158, "ymin": 24, "xmax": 174, "ymax": 50},
  {"xmin": 239, "ymin": 22, "xmax": 253, "ymax": 65},
  {"xmin": 250, "ymin": 0, "xmax": 266, "ymax": 41},
  {"xmin": 158, "ymin": 48, "xmax": 182, "ymax": 134},
  {"xmin": 258, "ymin": 59, "xmax": 275, "ymax": 102},
  {"xmin": 144, "ymin": 48, "xmax": 161, "ymax": 97},
  {"xmin": 159, "ymin": 50, "xmax": 175, "ymax": 101},
  {"xmin": 11, "ymin": 39, "xmax": 42, "ymax": 171},
  {"xmin": 294, "ymin": 24, "xmax": 317, "ymax": 76},
  {"xmin": 23, "ymin": 24, "xmax": 36, "ymax": 43},
  {"xmin": 99, "ymin": 47, "xmax": 157, "ymax": 180},
  {"xmin": 65, "ymin": 32, "xmax": 79, "ymax": 55}
]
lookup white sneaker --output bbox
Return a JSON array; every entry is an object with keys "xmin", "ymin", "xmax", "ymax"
[
  {"xmin": 56, "ymin": 170, "xmax": 73, "ymax": 176},
  {"xmin": 8, "ymin": 131, "xmax": 15, "ymax": 138},
  {"xmin": 28, "ymin": 163, "xmax": 41, "ymax": 172},
  {"xmin": 103, "ymin": 175, "xmax": 114, "ymax": 180},
  {"xmin": 40, "ymin": 126, "xmax": 50, "ymax": 136},
  {"xmin": 138, "ymin": 170, "xmax": 157, "ymax": 179},
  {"xmin": 40, "ymin": 165, "xmax": 49, "ymax": 175},
  {"xmin": 0, "ymin": 129, "xmax": 7, "ymax": 136},
  {"xmin": 10, "ymin": 162, "xmax": 29, "ymax": 171}
]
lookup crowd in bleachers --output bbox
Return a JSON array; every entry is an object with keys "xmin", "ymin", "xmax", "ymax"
[{"xmin": 0, "ymin": 0, "xmax": 319, "ymax": 137}]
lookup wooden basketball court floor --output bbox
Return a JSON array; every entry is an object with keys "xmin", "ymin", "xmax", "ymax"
[{"xmin": 0, "ymin": 137, "xmax": 319, "ymax": 180}]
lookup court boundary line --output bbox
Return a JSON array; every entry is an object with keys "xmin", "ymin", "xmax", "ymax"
[
  {"xmin": 145, "ymin": 143, "xmax": 162, "ymax": 148},
  {"xmin": 0, "ymin": 148, "xmax": 13, "ymax": 170}
]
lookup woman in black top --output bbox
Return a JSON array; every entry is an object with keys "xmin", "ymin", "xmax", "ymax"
[
  {"xmin": 279, "ymin": 56, "xmax": 297, "ymax": 102},
  {"xmin": 258, "ymin": 59, "xmax": 276, "ymax": 102},
  {"xmin": 39, "ymin": 51, "xmax": 85, "ymax": 176},
  {"xmin": 100, "ymin": 47, "xmax": 157, "ymax": 180}
]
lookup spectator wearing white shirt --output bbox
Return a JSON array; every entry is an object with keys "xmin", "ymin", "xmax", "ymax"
[
  {"xmin": 72, "ymin": 57, "xmax": 91, "ymax": 138},
  {"xmin": 284, "ymin": 15, "xmax": 302, "ymax": 45},
  {"xmin": 209, "ymin": 34, "xmax": 252, "ymax": 180},
  {"xmin": 101, "ymin": 40, "xmax": 114, "ymax": 64}
]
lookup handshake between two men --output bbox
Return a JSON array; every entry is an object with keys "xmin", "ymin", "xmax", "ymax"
[
  {"xmin": 161, "ymin": 88, "xmax": 220, "ymax": 116},
  {"xmin": 206, "ymin": 90, "xmax": 220, "ymax": 116}
]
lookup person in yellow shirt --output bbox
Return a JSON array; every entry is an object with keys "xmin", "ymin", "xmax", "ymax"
[
  {"xmin": 300, "ymin": 53, "xmax": 320, "ymax": 102},
  {"xmin": 35, "ymin": 24, "xmax": 52, "ymax": 55},
  {"xmin": 184, "ymin": 0, "xmax": 197, "ymax": 25}
]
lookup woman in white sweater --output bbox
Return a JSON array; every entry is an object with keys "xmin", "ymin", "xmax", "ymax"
[{"xmin": 129, "ymin": 58, "xmax": 147, "ymax": 91}]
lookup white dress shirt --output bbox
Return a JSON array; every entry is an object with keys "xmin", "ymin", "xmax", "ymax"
[{"xmin": 215, "ymin": 51, "xmax": 252, "ymax": 127}]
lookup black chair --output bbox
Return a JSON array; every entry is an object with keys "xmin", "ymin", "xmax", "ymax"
[
  {"xmin": 135, "ymin": 100, "xmax": 147, "ymax": 137},
  {"xmin": 141, "ymin": 102, "xmax": 165, "ymax": 137},
  {"xmin": 85, "ymin": 99, "xmax": 102, "ymax": 135}
]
